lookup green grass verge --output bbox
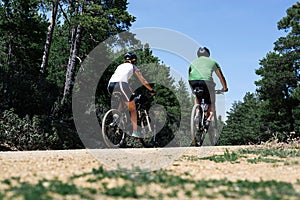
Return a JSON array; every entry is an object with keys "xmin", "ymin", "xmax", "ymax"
[
  {"xmin": 185, "ymin": 144, "xmax": 300, "ymax": 165},
  {"xmin": 238, "ymin": 147, "xmax": 300, "ymax": 158}
]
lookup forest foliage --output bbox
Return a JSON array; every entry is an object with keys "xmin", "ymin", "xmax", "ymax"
[{"xmin": 0, "ymin": 1, "xmax": 299, "ymax": 150}]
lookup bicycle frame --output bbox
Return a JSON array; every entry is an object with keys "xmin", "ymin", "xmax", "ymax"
[
  {"xmin": 199, "ymin": 98, "xmax": 208, "ymax": 129},
  {"xmin": 138, "ymin": 109, "xmax": 152, "ymax": 132}
]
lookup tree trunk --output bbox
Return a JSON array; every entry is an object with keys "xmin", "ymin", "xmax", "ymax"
[
  {"xmin": 7, "ymin": 35, "xmax": 13, "ymax": 68},
  {"xmin": 61, "ymin": 0, "xmax": 87, "ymax": 107},
  {"xmin": 61, "ymin": 23, "xmax": 82, "ymax": 106},
  {"xmin": 40, "ymin": 0, "xmax": 59, "ymax": 73}
]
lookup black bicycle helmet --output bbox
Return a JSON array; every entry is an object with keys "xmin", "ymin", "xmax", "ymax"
[
  {"xmin": 124, "ymin": 52, "xmax": 137, "ymax": 63},
  {"xmin": 197, "ymin": 47, "xmax": 210, "ymax": 57}
]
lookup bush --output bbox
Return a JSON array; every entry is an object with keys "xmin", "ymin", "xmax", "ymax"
[{"xmin": 0, "ymin": 109, "xmax": 83, "ymax": 150}]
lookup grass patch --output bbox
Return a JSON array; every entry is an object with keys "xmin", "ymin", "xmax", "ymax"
[
  {"xmin": 197, "ymin": 149, "xmax": 241, "ymax": 163},
  {"xmin": 186, "ymin": 145, "xmax": 299, "ymax": 165},
  {"xmin": 238, "ymin": 147, "xmax": 300, "ymax": 158},
  {"xmin": 247, "ymin": 156, "xmax": 283, "ymax": 164},
  {"xmin": 1, "ymin": 165, "xmax": 299, "ymax": 200},
  {"xmin": 1, "ymin": 177, "xmax": 94, "ymax": 200}
]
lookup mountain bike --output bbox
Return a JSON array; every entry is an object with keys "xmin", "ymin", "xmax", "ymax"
[
  {"xmin": 102, "ymin": 92, "xmax": 157, "ymax": 148},
  {"xmin": 191, "ymin": 87, "xmax": 223, "ymax": 146}
]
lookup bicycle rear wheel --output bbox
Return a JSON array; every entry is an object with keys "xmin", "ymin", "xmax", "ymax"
[
  {"xmin": 102, "ymin": 109, "xmax": 126, "ymax": 148},
  {"xmin": 191, "ymin": 104, "xmax": 205, "ymax": 146}
]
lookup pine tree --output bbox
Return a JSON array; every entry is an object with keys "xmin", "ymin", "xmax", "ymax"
[
  {"xmin": 255, "ymin": 2, "xmax": 300, "ymax": 139},
  {"xmin": 174, "ymin": 79, "xmax": 194, "ymax": 146},
  {"xmin": 219, "ymin": 93, "xmax": 265, "ymax": 145}
]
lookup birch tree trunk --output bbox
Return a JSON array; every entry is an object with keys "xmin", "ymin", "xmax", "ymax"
[
  {"xmin": 61, "ymin": 0, "xmax": 86, "ymax": 106},
  {"xmin": 40, "ymin": 0, "xmax": 59, "ymax": 73},
  {"xmin": 61, "ymin": 23, "xmax": 82, "ymax": 106},
  {"xmin": 7, "ymin": 35, "xmax": 13, "ymax": 68}
]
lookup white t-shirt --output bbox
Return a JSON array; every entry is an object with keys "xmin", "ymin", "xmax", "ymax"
[{"xmin": 109, "ymin": 63, "xmax": 139, "ymax": 83}]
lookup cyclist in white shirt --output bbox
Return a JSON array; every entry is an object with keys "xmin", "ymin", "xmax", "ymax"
[{"xmin": 107, "ymin": 52, "xmax": 155, "ymax": 138}]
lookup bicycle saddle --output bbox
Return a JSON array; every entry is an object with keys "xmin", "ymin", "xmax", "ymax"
[{"xmin": 193, "ymin": 87, "xmax": 204, "ymax": 94}]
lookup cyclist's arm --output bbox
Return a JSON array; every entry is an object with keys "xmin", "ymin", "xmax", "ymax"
[
  {"xmin": 215, "ymin": 68, "xmax": 228, "ymax": 92},
  {"xmin": 135, "ymin": 70, "xmax": 154, "ymax": 92}
]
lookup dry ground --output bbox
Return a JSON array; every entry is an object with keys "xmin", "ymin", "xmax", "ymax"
[{"xmin": 0, "ymin": 145, "xmax": 300, "ymax": 199}]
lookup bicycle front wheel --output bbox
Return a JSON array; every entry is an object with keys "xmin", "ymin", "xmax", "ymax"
[
  {"xmin": 102, "ymin": 109, "xmax": 126, "ymax": 148},
  {"xmin": 191, "ymin": 104, "xmax": 205, "ymax": 146},
  {"xmin": 139, "ymin": 113, "xmax": 157, "ymax": 148}
]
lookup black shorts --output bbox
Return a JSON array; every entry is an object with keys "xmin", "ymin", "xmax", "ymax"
[
  {"xmin": 189, "ymin": 80, "xmax": 216, "ymax": 104},
  {"xmin": 107, "ymin": 82, "xmax": 133, "ymax": 102}
]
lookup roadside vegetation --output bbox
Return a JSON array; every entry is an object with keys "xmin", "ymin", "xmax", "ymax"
[{"xmin": 194, "ymin": 137, "xmax": 300, "ymax": 164}]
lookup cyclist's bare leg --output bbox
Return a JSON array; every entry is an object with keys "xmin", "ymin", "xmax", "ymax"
[
  {"xmin": 125, "ymin": 100, "xmax": 138, "ymax": 132},
  {"xmin": 207, "ymin": 103, "xmax": 215, "ymax": 121}
]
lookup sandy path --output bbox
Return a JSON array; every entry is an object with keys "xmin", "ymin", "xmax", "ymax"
[{"xmin": 0, "ymin": 146, "xmax": 299, "ymax": 185}]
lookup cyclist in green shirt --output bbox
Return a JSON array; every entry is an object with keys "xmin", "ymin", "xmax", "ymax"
[{"xmin": 188, "ymin": 47, "xmax": 228, "ymax": 128}]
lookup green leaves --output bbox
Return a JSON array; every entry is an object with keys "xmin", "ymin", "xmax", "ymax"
[{"xmin": 277, "ymin": 2, "xmax": 300, "ymax": 33}]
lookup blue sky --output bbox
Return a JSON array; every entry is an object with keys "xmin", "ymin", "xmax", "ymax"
[{"xmin": 127, "ymin": 0, "xmax": 299, "ymax": 113}]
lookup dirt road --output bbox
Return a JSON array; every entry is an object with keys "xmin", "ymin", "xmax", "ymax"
[{"xmin": 0, "ymin": 145, "xmax": 300, "ymax": 199}]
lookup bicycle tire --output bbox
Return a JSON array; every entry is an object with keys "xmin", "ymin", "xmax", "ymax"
[
  {"xmin": 191, "ymin": 104, "xmax": 205, "ymax": 146},
  {"xmin": 208, "ymin": 113, "xmax": 219, "ymax": 146},
  {"xmin": 102, "ymin": 109, "xmax": 126, "ymax": 148},
  {"xmin": 139, "ymin": 113, "xmax": 157, "ymax": 148}
]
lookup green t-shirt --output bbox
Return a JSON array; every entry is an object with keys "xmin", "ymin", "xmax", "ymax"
[{"xmin": 188, "ymin": 56, "xmax": 220, "ymax": 81}]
